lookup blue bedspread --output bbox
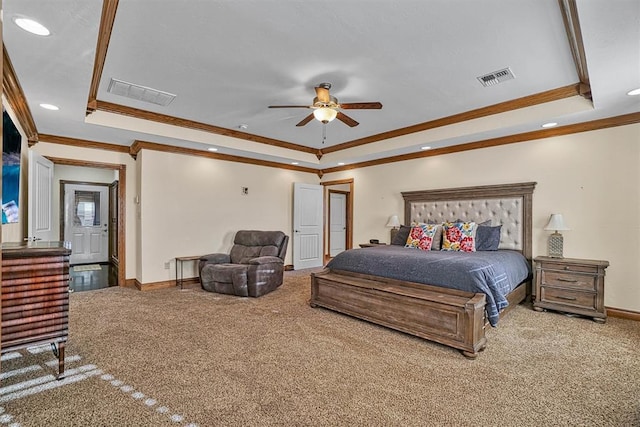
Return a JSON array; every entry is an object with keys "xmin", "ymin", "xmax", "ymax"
[{"xmin": 326, "ymin": 246, "xmax": 531, "ymax": 326}]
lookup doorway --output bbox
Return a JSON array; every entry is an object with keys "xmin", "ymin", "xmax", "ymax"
[
  {"xmin": 63, "ymin": 182, "xmax": 109, "ymax": 265},
  {"xmin": 328, "ymin": 190, "xmax": 348, "ymax": 257},
  {"xmin": 292, "ymin": 182, "xmax": 324, "ymax": 270},
  {"xmin": 321, "ymin": 178, "xmax": 354, "ymax": 262},
  {"xmin": 45, "ymin": 156, "xmax": 127, "ymax": 289}
]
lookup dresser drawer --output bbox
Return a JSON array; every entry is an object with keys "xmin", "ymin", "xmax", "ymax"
[
  {"xmin": 541, "ymin": 270, "xmax": 596, "ymax": 291},
  {"xmin": 539, "ymin": 286, "xmax": 596, "ymax": 311}
]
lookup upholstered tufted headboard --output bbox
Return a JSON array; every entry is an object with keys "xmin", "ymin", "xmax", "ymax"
[{"xmin": 402, "ymin": 182, "xmax": 536, "ymax": 260}]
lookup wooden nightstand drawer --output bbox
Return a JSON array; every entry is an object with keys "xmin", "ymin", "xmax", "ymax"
[
  {"xmin": 538, "ymin": 262, "xmax": 599, "ymax": 274},
  {"xmin": 539, "ymin": 286, "xmax": 596, "ymax": 310},
  {"xmin": 541, "ymin": 270, "xmax": 596, "ymax": 291}
]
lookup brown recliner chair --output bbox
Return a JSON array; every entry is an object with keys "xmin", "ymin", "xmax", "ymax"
[{"xmin": 198, "ymin": 230, "xmax": 289, "ymax": 297}]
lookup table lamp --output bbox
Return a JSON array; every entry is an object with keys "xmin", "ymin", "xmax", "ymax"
[
  {"xmin": 544, "ymin": 213, "xmax": 569, "ymax": 258},
  {"xmin": 386, "ymin": 215, "xmax": 401, "ymax": 242}
]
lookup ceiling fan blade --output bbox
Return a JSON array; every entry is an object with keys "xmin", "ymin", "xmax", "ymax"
[
  {"xmin": 336, "ymin": 112, "xmax": 359, "ymax": 127},
  {"xmin": 296, "ymin": 113, "xmax": 315, "ymax": 127},
  {"xmin": 339, "ymin": 102, "xmax": 383, "ymax": 110},
  {"xmin": 315, "ymin": 86, "xmax": 331, "ymax": 104},
  {"xmin": 268, "ymin": 105, "xmax": 311, "ymax": 108}
]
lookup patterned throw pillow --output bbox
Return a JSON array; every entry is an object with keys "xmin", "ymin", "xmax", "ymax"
[
  {"xmin": 441, "ymin": 221, "xmax": 478, "ymax": 252},
  {"xmin": 405, "ymin": 223, "xmax": 438, "ymax": 251}
]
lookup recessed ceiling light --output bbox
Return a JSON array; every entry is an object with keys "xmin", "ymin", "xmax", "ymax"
[
  {"xmin": 207, "ymin": 147, "xmax": 218, "ymax": 152},
  {"xmin": 541, "ymin": 122, "xmax": 558, "ymax": 128},
  {"xmin": 14, "ymin": 17, "xmax": 50, "ymax": 36},
  {"xmin": 39, "ymin": 103, "xmax": 59, "ymax": 111},
  {"xmin": 238, "ymin": 124, "xmax": 248, "ymax": 130},
  {"xmin": 338, "ymin": 162, "xmax": 345, "ymax": 166},
  {"xmin": 421, "ymin": 146, "xmax": 432, "ymax": 150},
  {"xmin": 291, "ymin": 162, "xmax": 299, "ymax": 165},
  {"xmin": 627, "ymin": 88, "xmax": 640, "ymax": 96}
]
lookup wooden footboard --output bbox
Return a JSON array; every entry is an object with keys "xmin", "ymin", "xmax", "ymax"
[{"xmin": 310, "ymin": 269, "xmax": 489, "ymax": 358}]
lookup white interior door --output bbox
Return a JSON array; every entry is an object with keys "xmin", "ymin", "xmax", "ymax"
[
  {"xmin": 64, "ymin": 183, "xmax": 109, "ymax": 265},
  {"xmin": 329, "ymin": 192, "xmax": 347, "ymax": 257},
  {"xmin": 28, "ymin": 150, "xmax": 55, "ymax": 241},
  {"xmin": 293, "ymin": 182, "xmax": 323, "ymax": 270}
]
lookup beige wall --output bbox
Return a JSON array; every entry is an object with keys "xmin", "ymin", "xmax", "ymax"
[
  {"xmin": 322, "ymin": 123, "xmax": 640, "ymax": 312},
  {"xmin": 32, "ymin": 142, "xmax": 138, "ymax": 281},
  {"xmin": 22, "ymin": 123, "xmax": 640, "ymax": 313},
  {"xmin": 138, "ymin": 149, "xmax": 318, "ymax": 284}
]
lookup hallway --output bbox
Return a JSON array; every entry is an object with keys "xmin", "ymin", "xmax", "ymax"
[{"xmin": 69, "ymin": 264, "xmax": 114, "ymax": 292}]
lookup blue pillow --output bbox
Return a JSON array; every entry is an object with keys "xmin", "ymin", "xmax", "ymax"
[{"xmin": 475, "ymin": 225, "xmax": 502, "ymax": 251}]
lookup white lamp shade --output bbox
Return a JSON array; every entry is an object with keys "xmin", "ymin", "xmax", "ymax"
[
  {"xmin": 313, "ymin": 107, "xmax": 338, "ymax": 123},
  {"xmin": 386, "ymin": 215, "xmax": 401, "ymax": 228},
  {"xmin": 544, "ymin": 213, "xmax": 570, "ymax": 231}
]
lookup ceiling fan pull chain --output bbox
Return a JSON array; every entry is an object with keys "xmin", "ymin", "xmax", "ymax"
[{"xmin": 322, "ymin": 123, "xmax": 327, "ymax": 144}]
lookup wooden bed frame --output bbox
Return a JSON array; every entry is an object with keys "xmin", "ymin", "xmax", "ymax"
[{"xmin": 310, "ymin": 182, "xmax": 536, "ymax": 358}]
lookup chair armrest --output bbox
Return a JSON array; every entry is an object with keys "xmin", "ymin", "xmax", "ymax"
[
  {"xmin": 245, "ymin": 256, "xmax": 284, "ymax": 265},
  {"xmin": 200, "ymin": 253, "xmax": 231, "ymax": 265}
]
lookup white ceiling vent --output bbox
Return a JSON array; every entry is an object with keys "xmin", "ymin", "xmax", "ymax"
[
  {"xmin": 107, "ymin": 78, "xmax": 176, "ymax": 106},
  {"xmin": 477, "ymin": 68, "xmax": 515, "ymax": 87}
]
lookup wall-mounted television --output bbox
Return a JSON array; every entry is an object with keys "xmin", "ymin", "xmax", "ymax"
[{"xmin": 3, "ymin": 110, "xmax": 22, "ymax": 224}]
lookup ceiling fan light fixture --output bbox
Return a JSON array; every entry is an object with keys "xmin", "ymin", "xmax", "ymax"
[{"xmin": 313, "ymin": 107, "xmax": 337, "ymax": 123}]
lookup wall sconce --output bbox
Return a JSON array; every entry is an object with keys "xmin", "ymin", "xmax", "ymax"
[
  {"xmin": 386, "ymin": 215, "xmax": 401, "ymax": 242},
  {"xmin": 544, "ymin": 213, "xmax": 569, "ymax": 258}
]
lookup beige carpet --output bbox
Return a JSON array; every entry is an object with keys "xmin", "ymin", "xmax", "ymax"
[{"xmin": 1, "ymin": 270, "xmax": 638, "ymax": 426}]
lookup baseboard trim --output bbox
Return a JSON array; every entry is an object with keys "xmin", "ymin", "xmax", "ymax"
[
  {"xmin": 284, "ymin": 264, "xmax": 293, "ymax": 271},
  {"xmin": 606, "ymin": 306, "xmax": 640, "ymax": 321},
  {"xmin": 134, "ymin": 277, "xmax": 200, "ymax": 291}
]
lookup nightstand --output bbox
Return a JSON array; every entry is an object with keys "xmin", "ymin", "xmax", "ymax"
[
  {"xmin": 533, "ymin": 256, "xmax": 609, "ymax": 323},
  {"xmin": 359, "ymin": 243, "xmax": 387, "ymax": 248}
]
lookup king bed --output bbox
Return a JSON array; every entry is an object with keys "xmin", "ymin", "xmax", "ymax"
[{"xmin": 310, "ymin": 182, "xmax": 536, "ymax": 358}]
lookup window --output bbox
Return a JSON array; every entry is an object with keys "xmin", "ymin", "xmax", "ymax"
[{"xmin": 74, "ymin": 191, "xmax": 101, "ymax": 226}]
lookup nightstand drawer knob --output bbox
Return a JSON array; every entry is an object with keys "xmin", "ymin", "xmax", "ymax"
[
  {"xmin": 556, "ymin": 295, "xmax": 578, "ymax": 301},
  {"xmin": 558, "ymin": 278, "xmax": 578, "ymax": 283},
  {"xmin": 564, "ymin": 266, "xmax": 570, "ymax": 270}
]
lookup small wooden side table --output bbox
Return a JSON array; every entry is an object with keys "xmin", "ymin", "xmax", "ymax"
[
  {"xmin": 533, "ymin": 256, "xmax": 609, "ymax": 323},
  {"xmin": 175, "ymin": 255, "xmax": 203, "ymax": 289}
]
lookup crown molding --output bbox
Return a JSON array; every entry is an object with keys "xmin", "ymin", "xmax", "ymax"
[
  {"xmin": 94, "ymin": 100, "xmax": 318, "ymax": 155},
  {"xmin": 38, "ymin": 133, "xmax": 130, "ymax": 153},
  {"xmin": 319, "ymin": 112, "xmax": 640, "ymax": 174},
  {"xmin": 559, "ymin": 0, "xmax": 591, "ymax": 99},
  {"xmin": 3, "ymin": 45, "xmax": 38, "ymax": 144},
  {"xmin": 86, "ymin": 0, "xmax": 119, "ymax": 113},
  {"xmin": 130, "ymin": 139, "xmax": 320, "ymax": 176},
  {"xmin": 320, "ymin": 84, "xmax": 582, "ymax": 154}
]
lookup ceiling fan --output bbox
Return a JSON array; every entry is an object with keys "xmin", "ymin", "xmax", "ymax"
[{"xmin": 268, "ymin": 83, "xmax": 382, "ymax": 127}]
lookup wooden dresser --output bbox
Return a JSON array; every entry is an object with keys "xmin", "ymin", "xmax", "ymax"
[
  {"xmin": 1, "ymin": 242, "xmax": 72, "ymax": 378},
  {"xmin": 533, "ymin": 256, "xmax": 609, "ymax": 323}
]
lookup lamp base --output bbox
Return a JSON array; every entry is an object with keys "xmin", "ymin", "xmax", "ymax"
[
  {"xmin": 390, "ymin": 228, "xmax": 399, "ymax": 244},
  {"xmin": 548, "ymin": 232, "xmax": 564, "ymax": 258}
]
